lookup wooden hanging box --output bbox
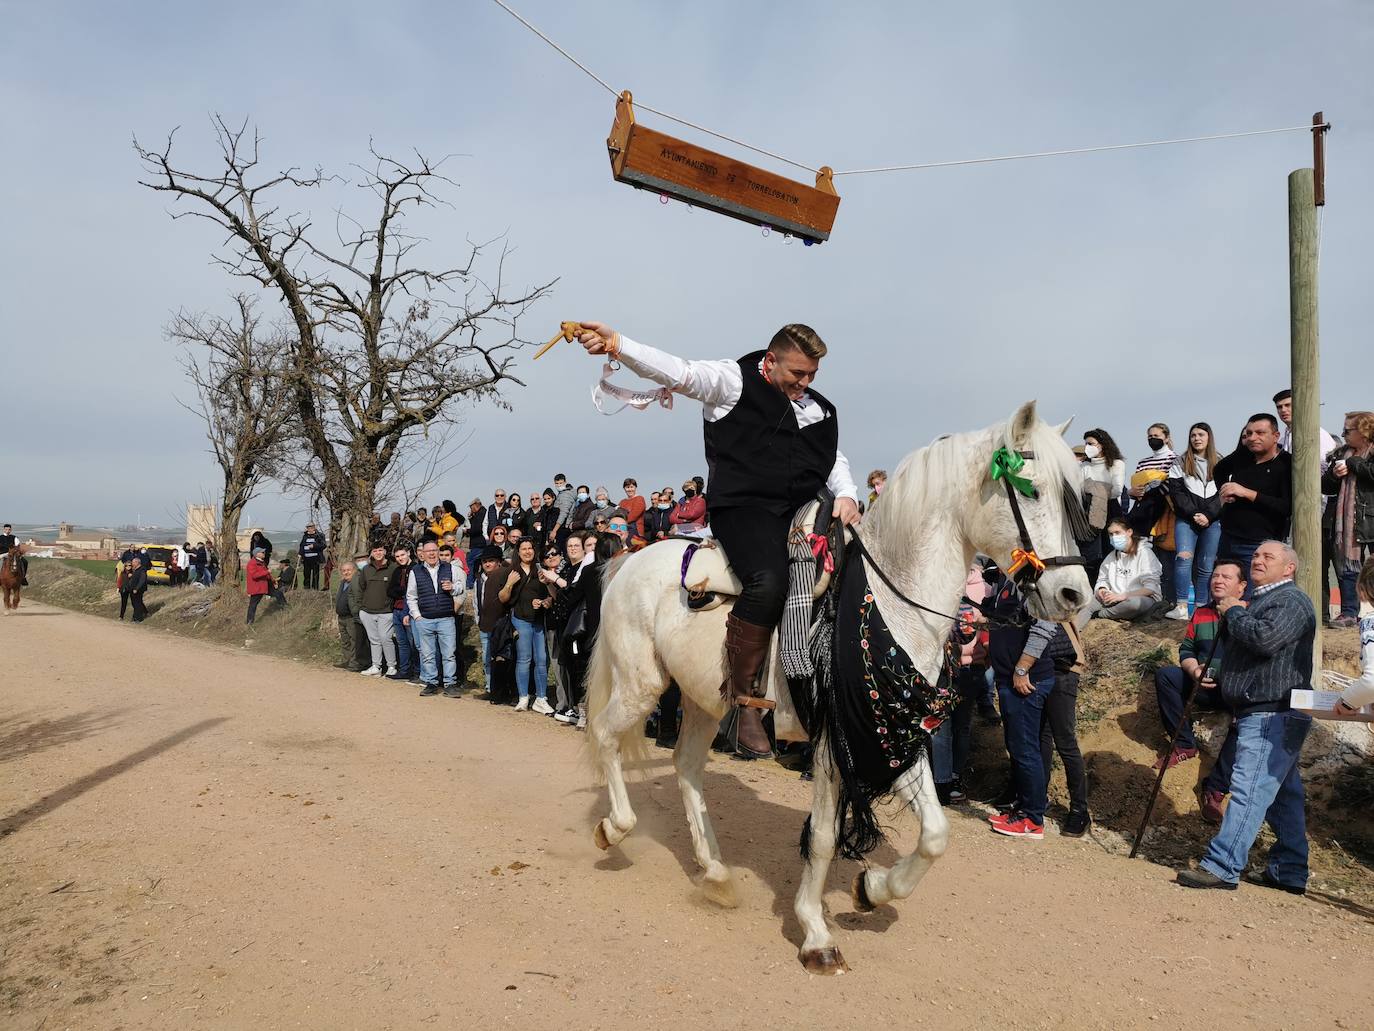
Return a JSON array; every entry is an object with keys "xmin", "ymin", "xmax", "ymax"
[{"xmin": 606, "ymin": 91, "xmax": 839, "ymax": 243}]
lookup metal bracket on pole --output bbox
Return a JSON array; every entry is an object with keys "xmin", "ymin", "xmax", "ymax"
[{"xmin": 1312, "ymin": 112, "xmax": 1329, "ymax": 207}]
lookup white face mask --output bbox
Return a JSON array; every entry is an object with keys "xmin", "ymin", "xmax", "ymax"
[{"xmin": 1084, "ymin": 444, "xmax": 1101, "ymax": 460}]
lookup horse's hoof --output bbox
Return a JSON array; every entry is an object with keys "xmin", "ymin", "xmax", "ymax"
[
  {"xmin": 799, "ymin": 947, "xmax": 849, "ymax": 975},
  {"xmin": 852, "ymin": 871, "xmax": 876, "ymax": 913},
  {"xmin": 593, "ymin": 820, "xmax": 612, "ymax": 851},
  {"xmin": 700, "ymin": 874, "xmax": 738, "ymax": 909}
]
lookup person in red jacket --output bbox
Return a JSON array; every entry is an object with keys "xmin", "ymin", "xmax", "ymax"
[
  {"xmin": 669, "ymin": 476, "xmax": 707, "ymax": 534},
  {"xmin": 246, "ymin": 546, "xmax": 288, "ymax": 624}
]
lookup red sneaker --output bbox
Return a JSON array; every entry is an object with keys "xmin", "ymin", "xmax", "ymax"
[
  {"xmin": 991, "ymin": 816, "xmax": 1044, "ymax": 839},
  {"xmin": 1152, "ymin": 746, "xmax": 1200, "ymax": 772},
  {"xmin": 987, "ymin": 810, "xmax": 1014, "ymax": 827}
]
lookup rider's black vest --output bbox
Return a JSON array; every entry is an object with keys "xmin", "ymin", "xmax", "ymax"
[{"xmin": 703, "ymin": 352, "xmax": 839, "ymax": 517}]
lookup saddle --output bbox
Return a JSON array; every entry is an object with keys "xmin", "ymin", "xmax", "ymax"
[{"xmin": 676, "ymin": 493, "xmax": 841, "ymax": 609}]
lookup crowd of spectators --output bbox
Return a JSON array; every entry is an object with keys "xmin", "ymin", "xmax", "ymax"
[{"xmin": 936, "ymin": 387, "xmax": 1373, "ymax": 897}]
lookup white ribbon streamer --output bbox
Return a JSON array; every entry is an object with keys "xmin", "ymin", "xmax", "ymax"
[{"xmin": 591, "ymin": 362, "xmax": 674, "ymax": 416}]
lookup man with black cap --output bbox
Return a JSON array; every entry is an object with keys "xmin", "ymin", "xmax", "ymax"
[
  {"xmin": 474, "ymin": 545, "xmax": 512, "ymax": 698},
  {"xmin": 574, "ymin": 321, "xmax": 861, "ymax": 759}
]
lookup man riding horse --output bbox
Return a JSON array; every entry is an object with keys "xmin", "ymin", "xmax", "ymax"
[
  {"xmin": 575, "ymin": 322, "xmax": 861, "ymax": 758},
  {"xmin": 0, "ymin": 524, "xmax": 27, "ymax": 585}
]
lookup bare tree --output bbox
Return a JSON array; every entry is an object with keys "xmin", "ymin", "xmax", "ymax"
[
  {"xmin": 135, "ymin": 117, "xmax": 554, "ymax": 558},
  {"xmin": 170, "ymin": 295, "xmax": 295, "ymax": 580}
]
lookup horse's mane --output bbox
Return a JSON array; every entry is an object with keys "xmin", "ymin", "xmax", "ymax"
[{"xmin": 863, "ymin": 410, "xmax": 1081, "ymax": 554}]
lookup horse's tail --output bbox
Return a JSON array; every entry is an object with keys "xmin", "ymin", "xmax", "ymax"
[{"xmin": 583, "ymin": 618, "xmax": 649, "ymax": 784}]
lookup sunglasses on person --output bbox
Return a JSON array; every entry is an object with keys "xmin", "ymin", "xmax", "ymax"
[{"xmin": 609, "ymin": 522, "xmax": 629, "ymax": 533}]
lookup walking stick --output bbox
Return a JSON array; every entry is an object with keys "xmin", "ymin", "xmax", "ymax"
[{"xmin": 1129, "ymin": 630, "xmax": 1222, "ymax": 859}]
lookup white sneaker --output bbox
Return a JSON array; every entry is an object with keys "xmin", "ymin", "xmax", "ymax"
[
  {"xmin": 553, "ymin": 709, "xmax": 576, "ymax": 724},
  {"xmin": 532, "ymin": 697, "xmax": 555, "ymax": 715},
  {"xmin": 359, "ymin": 666, "xmax": 382, "ymax": 676},
  {"xmin": 514, "ymin": 696, "xmax": 530, "ymax": 712},
  {"xmin": 575, "ymin": 707, "xmax": 587, "ymax": 730},
  {"xmin": 1164, "ymin": 604, "xmax": 1190, "ymax": 621}
]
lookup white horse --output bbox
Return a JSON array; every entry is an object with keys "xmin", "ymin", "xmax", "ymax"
[{"xmin": 585, "ymin": 402, "xmax": 1091, "ymax": 973}]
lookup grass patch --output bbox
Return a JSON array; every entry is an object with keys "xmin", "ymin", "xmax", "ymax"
[
  {"xmin": 55, "ymin": 558, "xmax": 119, "ymax": 580},
  {"xmin": 1130, "ymin": 644, "xmax": 1175, "ymax": 680}
]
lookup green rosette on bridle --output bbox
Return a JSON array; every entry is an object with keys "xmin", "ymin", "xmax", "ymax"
[{"xmin": 990, "ymin": 446, "xmax": 1037, "ymax": 499}]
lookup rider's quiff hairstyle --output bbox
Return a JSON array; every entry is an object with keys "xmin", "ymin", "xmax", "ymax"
[{"xmin": 768, "ymin": 323, "xmax": 827, "ymax": 360}]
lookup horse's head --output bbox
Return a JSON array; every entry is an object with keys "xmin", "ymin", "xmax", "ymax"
[{"xmin": 964, "ymin": 401, "xmax": 1092, "ymax": 621}]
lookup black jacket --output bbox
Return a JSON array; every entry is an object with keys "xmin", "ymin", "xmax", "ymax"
[
  {"xmin": 644, "ymin": 507, "xmax": 673, "ymax": 539},
  {"xmin": 127, "ymin": 568, "xmax": 148, "ymax": 593},
  {"xmin": 298, "ymin": 531, "xmax": 327, "ymax": 561}
]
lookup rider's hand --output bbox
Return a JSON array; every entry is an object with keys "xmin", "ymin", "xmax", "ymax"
[
  {"xmin": 835, "ymin": 497, "xmax": 862, "ymax": 527},
  {"xmin": 575, "ymin": 322, "xmax": 618, "ymax": 355}
]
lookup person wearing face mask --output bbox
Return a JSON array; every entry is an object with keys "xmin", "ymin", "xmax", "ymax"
[
  {"xmin": 572, "ymin": 321, "xmax": 861, "ymax": 760},
  {"xmin": 1074, "ymin": 518, "xmax": 1162, "ymax": 629},
  {"xmin": 569, "ymin": 484, "xmax": 597, "ymax": 530},
  {"xmin": 644, "ymin": 491, "xmax": 672, "ymax": 540},
  {"xmin": 1129, "ymin": 423, "xmax": 1179, "ymax": 607},
  {"xmin": 1079, "ymin": 429, "xmax": 1127, "ymax": 583},
  {"xmin": 670, "ymin": 476, "xmax": 707, "ymax": 534}
]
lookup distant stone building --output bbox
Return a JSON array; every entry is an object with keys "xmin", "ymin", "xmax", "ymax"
[{"xmin": 186, "ymin": 504, "xmax": 216, "ymax": 546}]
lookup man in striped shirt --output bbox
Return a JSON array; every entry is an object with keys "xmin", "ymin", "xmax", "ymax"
[{"xmin": 1152, "ymin": 558, "xmax": 1247, "ymax": 822}]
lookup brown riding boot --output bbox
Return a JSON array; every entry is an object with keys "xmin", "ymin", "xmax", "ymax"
[{"xmin": 722, "ymin": 613, "xmax": 776, "ymax": 759}]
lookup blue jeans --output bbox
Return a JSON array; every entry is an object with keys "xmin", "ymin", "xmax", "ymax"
[
  {"xmin": 997, "ymin": 672, "xmax": 1056, "ymax": 824},
  {"xmin": 1200, "ymin": 710, "xmax": 1311, "ymax": 888},
  {"xmin": 392, "ymin": 609, "xmax": 418, "ymax": 677},
  {"xmin": 479, "ymin": 630, "xmax": 492, "ymax": 688},
  {"xmin": 413, "ymin": 615, "xmax": 457, "ymax": 687},
  {"xmin": 931, "ymin": 666, "xmax": 981, "ymax": 783},
  {"xmin": 512, "ymin": 614, "xmax": 548, "ymax": 701},
  {"xmin": 466, "ymin": 547, "xmax": 483, "ymax": 589},
  {"xmin": 1217, "ymin": 533, "xmax": 1260, "ymax": 599},
  {"xmin": 1172, "ymin": 519, "xmax": 1221, "ymax": 606}
]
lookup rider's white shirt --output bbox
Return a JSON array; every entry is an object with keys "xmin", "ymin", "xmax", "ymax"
[{"xmin": 616, "ymin": 336, "xmax": 859, "ymax": 502}]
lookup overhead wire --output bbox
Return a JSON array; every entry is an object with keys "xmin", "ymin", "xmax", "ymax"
[{"xmin": 490, "ymin": 0, "xmax": 1327, "ymax": 181}]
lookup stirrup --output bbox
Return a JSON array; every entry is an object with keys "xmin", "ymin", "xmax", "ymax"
[{"xmin": 686, "ymin": 590, "xmax": 717, "ymax": 610}]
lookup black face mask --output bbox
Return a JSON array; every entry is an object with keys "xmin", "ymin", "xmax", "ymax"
[{"xmin": 1148, "ymin": 437, "xmax": 1165, "ymax": 451}]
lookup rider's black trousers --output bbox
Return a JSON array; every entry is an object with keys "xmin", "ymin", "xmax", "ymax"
[{"xmin": 708, "ymin": 506, "xmax": 789, "ymax": 628}]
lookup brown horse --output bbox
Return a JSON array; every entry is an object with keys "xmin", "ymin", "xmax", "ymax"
[{"xmin": 1, "ymin": 546, "xmax": 23, "ymax": 612}]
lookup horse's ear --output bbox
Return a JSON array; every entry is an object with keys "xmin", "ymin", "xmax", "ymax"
[
  {"xmin": 1008, "ymin": 401, "xmax": 1038, "ymax": 446},
  {"xmin": 1053, "ymin": 417, "xmax": 1074, "ymax": 437}
]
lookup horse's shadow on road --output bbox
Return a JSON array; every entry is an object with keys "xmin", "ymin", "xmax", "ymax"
[{"xmin": 581, "ymin": 753, "xmax": 910, "ymax": 949}]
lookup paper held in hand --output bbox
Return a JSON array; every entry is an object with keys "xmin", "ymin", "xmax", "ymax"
[{"xmin": 1291, "ymin": 689, "xmax": 1374, "ymax": 723}]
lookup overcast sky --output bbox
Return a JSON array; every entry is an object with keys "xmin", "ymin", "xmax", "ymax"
[{"xmin": 3, "ymin": 1, "xmax": 1371, "ymax": 530}]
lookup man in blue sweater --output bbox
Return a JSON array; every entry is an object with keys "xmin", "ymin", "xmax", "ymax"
[{"xmin": 1177, "ymin": 541, "xmax": 1316, "ymax": 894}]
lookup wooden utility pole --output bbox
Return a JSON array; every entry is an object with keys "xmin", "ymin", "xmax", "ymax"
[{"xmin": 1289, "ymin": 112, "xmax": 1327, "ymax": 682}]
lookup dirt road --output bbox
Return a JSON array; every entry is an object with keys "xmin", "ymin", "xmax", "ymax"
[{"xmin": 2, "ymin": 601, "xmax": 1370, "ymax": 1029}]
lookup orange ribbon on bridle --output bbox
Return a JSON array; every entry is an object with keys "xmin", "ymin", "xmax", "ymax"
[{"xmin": 1007, "ymin": 547, "xmax": 1046, "ymax": 582}]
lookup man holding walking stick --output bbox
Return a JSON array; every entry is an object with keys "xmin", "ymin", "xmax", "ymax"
[{"xmin": 1175, "ymin": 541, "xmax": 1316, "ymax": 894}]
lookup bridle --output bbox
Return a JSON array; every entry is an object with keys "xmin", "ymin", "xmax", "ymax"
[
  {"xmin": 845, "ymin": 444, "xmax": 1084, "ymax": 629},
  {"xmin": 992, "ymin": 447, "xmax": 1088, "ymax": 590}
]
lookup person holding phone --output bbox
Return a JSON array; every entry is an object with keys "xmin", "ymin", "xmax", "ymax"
[
  {"xmin": 500, "ymin": 538, "xmax": 553, "ymax": 713},
  {"xmin": 1321, "ymin": 411, "xmax": 1374, "ymax": 627}
]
